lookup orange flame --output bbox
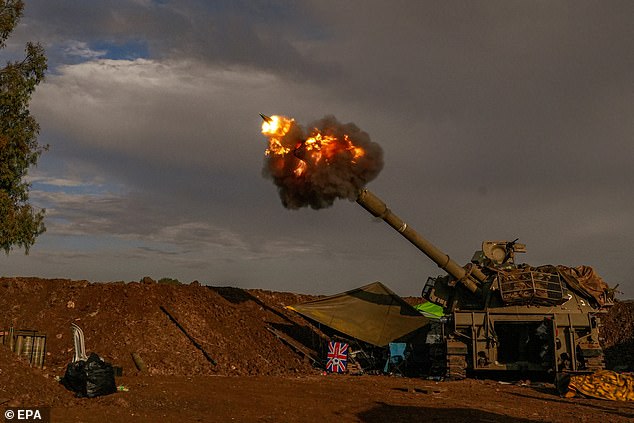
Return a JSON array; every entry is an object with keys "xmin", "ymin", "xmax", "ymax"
[
  {"xmin": 262, "ymin": 115, "xmax": 294, "ymax": 156},
  {"xmin": 294, "ymin": 160, "xmax": 308, "ymax": 176},
  {"xmin": 303, "ymin": 133, "xmax": 365, "ymax": 164},
  {"xmin": 261, "ymin": 114, "xmax": 367, "ymax": 178}
]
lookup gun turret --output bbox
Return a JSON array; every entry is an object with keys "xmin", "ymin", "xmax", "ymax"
[{"xmin": 356, "ymin": 189, "xmax": 485, "ymax": 294}]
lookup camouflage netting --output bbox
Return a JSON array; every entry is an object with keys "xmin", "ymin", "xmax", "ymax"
[
  {"xmin": 600, "ymin": 300, "xmax": 634, "ymax": 371},
  {"xmin": 553, "ymin": 265, "xmax": 615, "ymax": 307}
]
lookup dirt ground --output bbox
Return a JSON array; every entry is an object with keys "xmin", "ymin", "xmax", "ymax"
[
  {"xmin": 1, "ymin": 277, "xmax": 633, "ymax": 422},
  {"xmin": 49, "ymin": 375, "xmax": 634, "ymax": 423}
]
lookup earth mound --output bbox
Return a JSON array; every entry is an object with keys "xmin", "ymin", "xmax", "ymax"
[
  {"xmin": 0, "ymin": 278, "xmax": 323, "ymax": 387},
  {"xmin": 1, "ymin": 277, "xmax": 633, "ymax": 408}
]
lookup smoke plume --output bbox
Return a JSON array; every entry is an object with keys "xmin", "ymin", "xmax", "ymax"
[{"xmin": 262, "ymin": 115, "xmax": 383, "ymax": 209}]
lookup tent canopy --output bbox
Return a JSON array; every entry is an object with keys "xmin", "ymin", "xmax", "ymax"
[{"xmin": 287, "ymin": 281, "xmax": 429, "ymax": 347}]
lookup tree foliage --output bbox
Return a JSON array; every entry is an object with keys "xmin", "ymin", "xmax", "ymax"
[{"xmin": 0, "ymin": 0, "xmax": 47, "ymax": 253}]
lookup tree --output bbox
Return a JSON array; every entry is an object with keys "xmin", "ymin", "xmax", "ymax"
[{"xmin": 0, "ymin": 0, "xmax": 47, "ymax": 253}]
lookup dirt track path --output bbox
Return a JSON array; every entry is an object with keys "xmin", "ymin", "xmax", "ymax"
[{"xmin": 50, "ymin": 375, "xmax": 634, "ymax": 423}]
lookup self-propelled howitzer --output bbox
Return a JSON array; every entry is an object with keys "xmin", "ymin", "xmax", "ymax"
[{"xmin": 356, "ymin": 188, "xmax": 614, "ymax": 379}]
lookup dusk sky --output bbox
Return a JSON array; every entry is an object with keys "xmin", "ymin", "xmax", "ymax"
[{"xmin": 2, "ymin": 1, "xmax": 633, "ymax": 298}]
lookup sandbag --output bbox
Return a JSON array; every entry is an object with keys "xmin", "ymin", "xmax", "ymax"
[{"xmin": 560, "ymin": 370, "xmax": 634, "ymax": 401}]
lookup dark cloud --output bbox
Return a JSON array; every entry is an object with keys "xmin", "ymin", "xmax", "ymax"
[
  {"xmin": 16, "ymin": 0, "xmax": 338, "ymax": 79},
  {"xmin": 0, "ymin": 1, "xmax": 631, "ymax": 297}
]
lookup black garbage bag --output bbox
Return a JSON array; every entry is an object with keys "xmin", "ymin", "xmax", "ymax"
[
  {"xmin": 60, "ymin": 359, "xmax": 87, "ymax": 397},
  {"xmin": 60, "ymin": 353, "xmax": 117, "ymax": 398},
  {"xmin": 85, "ymin": 353, "xmax": 117, "ymax": 398}
]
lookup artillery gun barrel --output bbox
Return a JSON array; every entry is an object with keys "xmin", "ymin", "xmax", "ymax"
[{"xmin": 356, "ymin": 189, "xmax": 485, "ymax": 294}]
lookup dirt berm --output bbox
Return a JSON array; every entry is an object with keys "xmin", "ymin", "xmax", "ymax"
[{"xmin": 1, "ymin": 277, "xmax": 633, "ymax": 422}]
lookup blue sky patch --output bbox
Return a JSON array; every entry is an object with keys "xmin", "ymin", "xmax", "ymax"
[{"xmin": 91, "ymin": 39, "xmax": 150, "ymax": 61}]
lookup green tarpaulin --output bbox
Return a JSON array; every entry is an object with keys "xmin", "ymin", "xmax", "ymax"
[
  {"xmin": 287, "ymin": 281, "xmax": 429, "ymax": 347},
  {"xmin": 413, "ymin": 301, "xmax": 445, "ymax": 319}
]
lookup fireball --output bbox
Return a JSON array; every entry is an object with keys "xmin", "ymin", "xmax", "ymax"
[
  {"xmin": 261, "ymin": 114, "xmax": 367, "ymax": 176},
  {"xmin": 260, "ymin": 113, "xmax": 383, "ymax": 209}
]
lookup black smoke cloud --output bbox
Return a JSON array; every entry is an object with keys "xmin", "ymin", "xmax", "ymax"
[{"xmin": 263, "ymin": 115, "xmax": 383, "ymax": 209}]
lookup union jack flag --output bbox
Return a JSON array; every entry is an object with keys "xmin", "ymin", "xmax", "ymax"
[{"xmin": 326, "ymin": 341, "xmax": 348, "ymax": 373}]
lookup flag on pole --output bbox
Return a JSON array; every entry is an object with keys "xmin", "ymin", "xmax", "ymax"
[{"xmin": 326, "ymin": 341, "xmax": 348, "ymax": 373}]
